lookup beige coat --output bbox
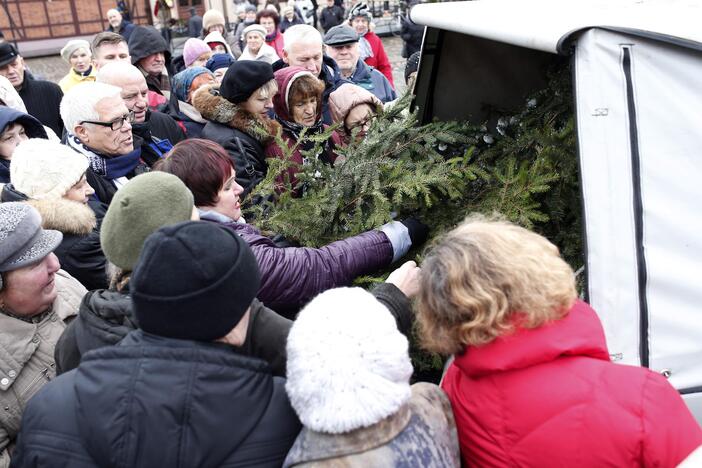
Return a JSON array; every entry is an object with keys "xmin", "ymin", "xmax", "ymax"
[
  {"xmin": 0, "ymin": 270, "xmax": 86, "ymax": 467},
  {"xmin": 283, "ymin": 382, "xmax": 461, "ymax": 467}
]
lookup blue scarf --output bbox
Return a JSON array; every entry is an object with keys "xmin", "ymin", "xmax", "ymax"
[
  {"xmin": 66, "ymin": 134, "xmax": 143, "ymax": 180},
  {"xmin": 104, "ymin": 149, "xmax": 143, "ymax": 179}
]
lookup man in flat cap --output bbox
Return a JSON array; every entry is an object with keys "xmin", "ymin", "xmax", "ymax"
[{"xmin": 324, "ymin": 24, "xmax": 395, "ymax": 103}]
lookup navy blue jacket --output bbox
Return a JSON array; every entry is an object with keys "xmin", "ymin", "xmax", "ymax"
[
  {"xmin": 11, "ymin": 330, "xmax": 301, "ymax": 468},
  {"xmin": 0, "ymin": 107, "xmax": 47, "ymax": 183},
  {"xmin": 350, "ymin": 59, "xmax": 397, "ymax": 103},
  {"xmin": 107, "ymin": 20, "xmax": 135, "ymax": 42}
]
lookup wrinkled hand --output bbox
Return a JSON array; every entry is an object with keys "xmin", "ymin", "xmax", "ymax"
[{"xmin": 386, "ymin": 260, "xmax": 421, "ymax": 298}]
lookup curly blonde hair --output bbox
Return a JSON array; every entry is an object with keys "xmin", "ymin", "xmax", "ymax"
[{"xmin": 416, "ymin": 214, "xmax": 577, "ymax": 354}]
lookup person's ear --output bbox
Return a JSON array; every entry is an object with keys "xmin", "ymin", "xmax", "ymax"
[
  {"xmin": 74, "ymin": 124, "xmax": 90, "ymax": 143},
  {"xmin": 282, "ymin": 49, "xmax": 290, "ymax": 64}
]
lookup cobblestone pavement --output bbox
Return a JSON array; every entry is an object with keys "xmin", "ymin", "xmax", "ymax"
[{"xmin": 25, "ymin": 35, "xmax": 407, "ymax": 94}]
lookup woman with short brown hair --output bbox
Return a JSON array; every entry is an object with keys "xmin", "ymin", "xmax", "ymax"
[
  {"xmin": 265, "ymin": 66, "xmax": 341, "ymax": 193},
  {"xmin": 417, "ymin": 215, "xmax": 702, "ymax": 467}
]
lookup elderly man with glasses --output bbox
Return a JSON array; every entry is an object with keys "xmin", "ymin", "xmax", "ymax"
[{"xmin": 60, "ymin": 82, "xmax": 148, "ymax": 205}]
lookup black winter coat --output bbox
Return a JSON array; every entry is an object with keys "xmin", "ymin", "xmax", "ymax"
[
  {"xmin": 54, "ymin": 283, "xmax": 411, "ymax": 377},
  {"xmin": 16, "ymin": 71, "xmax": 64, "ymax": 136},
  {"xmin": 50, "ymin": 200, "xmax": 108, "ymax": 291},
  {"xmin": 85, "ymin": 167, "xmax": 118, "ymax": 205},
  {"xmin": 54, "ymin": 292, "xmax": 293, "ymax": 377},
  {"xmin": 13, "ymin": 330, "xmax": 301, "ymax": 468},
  {"xmin": 319, "ymin": 5, "xmax": 344, "ymax": 32},
  {"xmin": 400, "ymin": 16, "xmax": 424, "ymax": 58},
  {"xmin": 53, "ymin": 289, "xmax": 134, "ymax": 375},
  {"xmin": 146, "ymin": 110, "xmax": 186, "ymax": 144},
  {"xmin": 192, "ymin": 84, "xmax": 282, "ymax": 196}
]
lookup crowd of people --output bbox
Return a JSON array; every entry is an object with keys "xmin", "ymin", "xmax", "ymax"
[{"xmin": 0, "ymin": 2, "xmax": 701, "ymax": 467}]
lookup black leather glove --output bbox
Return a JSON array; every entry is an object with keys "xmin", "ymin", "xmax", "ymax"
[{"xmin": 400, "ymin": 217, "xmax": 429, "ymax": 246}]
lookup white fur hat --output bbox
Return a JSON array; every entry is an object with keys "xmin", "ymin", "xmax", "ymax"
[
  {"xmin": 285, "ymin": 287, "xmax": 413, "ymax": 434},
  {"xmin": 10, "ymin": 139, "xmax": 89, "ymax": 200}
]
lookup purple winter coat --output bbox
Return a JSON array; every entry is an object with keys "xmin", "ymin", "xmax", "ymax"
[{"xmin": 206, "ymin": 220, "xmax": 394, "ymax": 312}]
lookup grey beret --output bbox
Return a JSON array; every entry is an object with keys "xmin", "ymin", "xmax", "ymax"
[
  {"xmin": 324, "ymin": 24, "xmax": 359, "ymax": 46},
  {"xmin": 0, "ymin": 203, "xmax": 62, "ymax": 273}
]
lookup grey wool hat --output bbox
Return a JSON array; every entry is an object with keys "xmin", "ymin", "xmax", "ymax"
[
  {"xmin": 323, "ymin": 24, "xmax": 359, "ymax": 46},
  {"xmin": 0, "ymin": 203, "xmax": 62, "ymax": 274},
  {"xmin": 100, "ymin": 172, "xmax": 194, "ymax": 272}
]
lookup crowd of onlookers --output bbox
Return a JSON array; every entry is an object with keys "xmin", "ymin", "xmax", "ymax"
[{"xmin": 0, "ymin": 2, "xmax": 701, "ymax": 467}]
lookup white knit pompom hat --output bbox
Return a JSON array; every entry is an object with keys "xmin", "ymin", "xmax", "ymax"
[
  {"xmin": 10, "ymin": 138, "xmax": 89, "ymax": 200},
  {"xmin": 285, "ymin": 287, "xmax": 413, "ymax": 434}
]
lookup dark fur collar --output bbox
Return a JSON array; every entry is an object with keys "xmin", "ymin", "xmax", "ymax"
[{"xmin": 192, "ymin": 84, "xmax": 281, "ymax": 145}]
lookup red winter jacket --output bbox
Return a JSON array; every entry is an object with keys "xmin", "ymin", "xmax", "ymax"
[
  {"xmin": 442, "ymin": 300, "xmax": 702, "ymax": 467},
  {"xmin": 361, "ymin": 31, "xmax": 394, "ymax": 88},
  {"xmin": 266, "ymin": 29, "xmax": 285, "ymax": 59}
]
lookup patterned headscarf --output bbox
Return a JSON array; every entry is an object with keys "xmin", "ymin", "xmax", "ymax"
[{"xmin": 172, "ymin": 67, "xmax": 214, "ymax": 103}]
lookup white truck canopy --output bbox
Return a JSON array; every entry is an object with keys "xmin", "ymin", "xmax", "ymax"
[
  {"xmin": 411, "ymin": 0, "xmax": 702, "ymax": 419},
  {"xmin": 411, "ymin": 0, "xmax": 702, "ymax": 54}
]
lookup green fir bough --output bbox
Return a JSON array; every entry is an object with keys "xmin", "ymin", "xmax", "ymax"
[{"xmin": 247, "ymin": 65, "xmax": 581, "ymax": 382}]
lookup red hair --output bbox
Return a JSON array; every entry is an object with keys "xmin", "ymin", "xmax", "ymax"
[
  {"xmin": 256, "ymin": 9, "xmax": 280, "ymax": 27},
  {"xmin": 154, "ymin": 139, "xmax": 233, "ymax": 207}
]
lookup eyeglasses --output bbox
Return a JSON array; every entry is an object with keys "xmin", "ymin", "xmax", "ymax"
[
  {"xmin": 80, "ymin": 111, "xmax": 135, "ymax": 131},
  {"xmin": 347, "ymin": 117, "xmax": 373, "ymax": 131}
]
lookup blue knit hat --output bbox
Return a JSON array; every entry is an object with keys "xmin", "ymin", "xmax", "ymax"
[
  {"xmin": 205, "ymin": 53, "xmax": 236, "ymax": 73},
  {"xmin": 172, "ymin": 67, "xmax": 214, "ymax": 102}
]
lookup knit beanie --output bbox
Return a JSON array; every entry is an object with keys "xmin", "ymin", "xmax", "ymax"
[
  {"xmin": 10, "ymin": 139, "xmax": 88, "ymax": 200},
  {"xmin": 285, "ymin": 287, "xmax": 413, "ymax": 434},
  {"xmin": 172, "ymin": 67, "xmax": 214, "ymax": 102},
  {"xmin": 220, "ymin": 60, "xmax": 274, "ymax": 104},
  {"xmin": 183, "ymin": 38, "xmax": 212, "ymax": 68},
  {"xmin": 242, "ymin": 24, "xmax": 267, "ymax": 41},
  {"xmin": 0, "ymin": 203, "xmax": 62, "ymax": 274},
  {"xmin": 60, "ymin": 39, "xmax": 91, "ymax": 62},
  {"xmin": 130, "ymin": 221, "xmax": 261, "ymax": 341},
  {"xmin": 205, "ymin": 53, "xmax": 235, "ymax": 72},
  {"xmin": 348, "ymin": 2, "xmax": 372, "ymax": 21},
  {"xmin": 100, "ymin": 172, "xmax": 194, "ymax": 271},
  {"xmin": 203, "ymin": 9, "xmax": 226, "ymax": 32}
]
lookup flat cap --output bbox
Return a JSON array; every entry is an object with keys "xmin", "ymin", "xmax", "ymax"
[{"xmin": 323, "ymin": 24, "xmax": 359, "ymax": 46}]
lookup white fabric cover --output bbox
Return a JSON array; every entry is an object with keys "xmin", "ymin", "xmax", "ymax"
[
  {"xmin": 575, "ymin": 28, "xmax": 702, "ymax": 390},
  {"xmin": 411, "ymin": 0, "xmax": 702, "ymax": 55}
]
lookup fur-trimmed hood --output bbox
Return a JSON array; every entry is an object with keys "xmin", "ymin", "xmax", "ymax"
[
  {"xmin": 28, "ymin": 198, "xmax": 96, "ymax": 236},
  {"xmin": 192, "ymin": 84, "xmax": 280, "ymax": 145}
]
